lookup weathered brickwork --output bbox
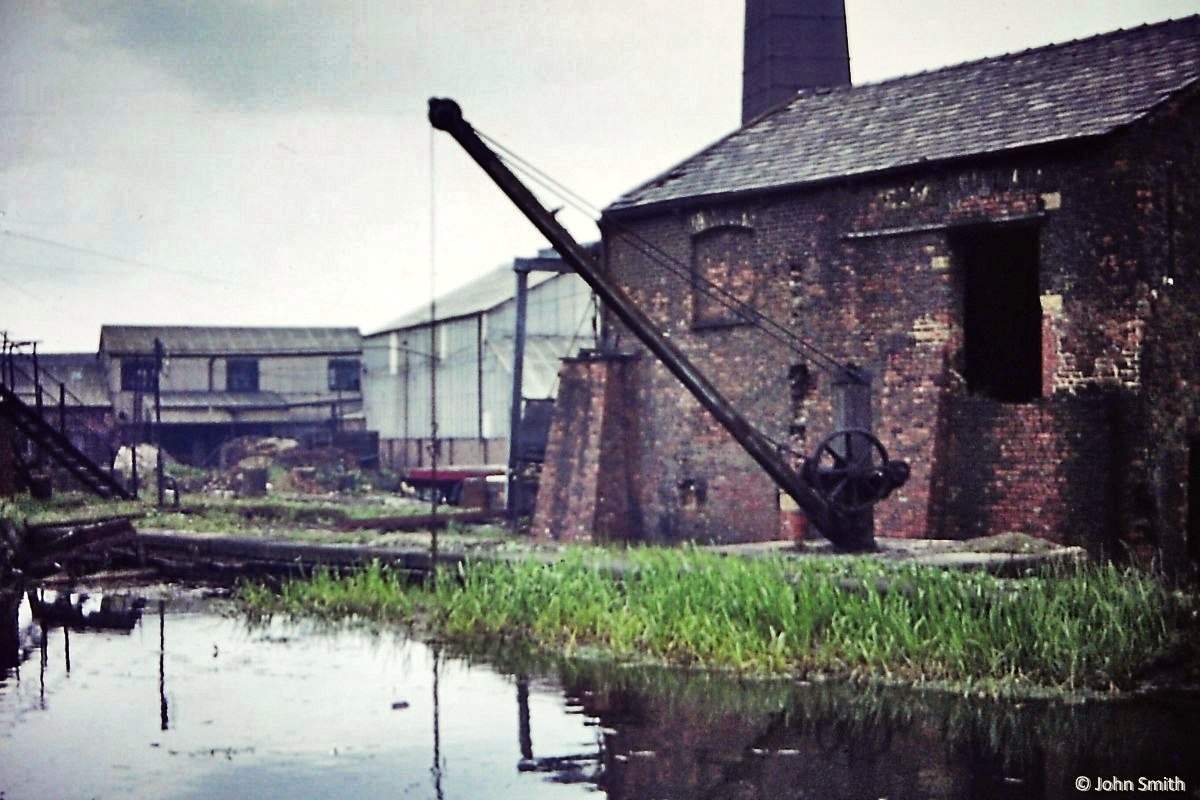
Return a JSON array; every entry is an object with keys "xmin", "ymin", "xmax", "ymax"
[
  {"xmin": 532, "ymin": 353, "xmax": 643, "ymax": 542},
  {"xmin": 926, "ymin": 394, "xmax": 1120, "ymax": 553},
  {"xmin": 571, "ymin": 89, "xmax": 1200, "ymax": 566}
]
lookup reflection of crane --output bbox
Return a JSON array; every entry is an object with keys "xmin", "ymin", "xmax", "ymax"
[
  {"xmin": 515, "ymin": 677, "xmax": 604, "ymax": 783},
  {"xmin": 429, "ymin": 98, "xmax": 908, "ymax": 551}
]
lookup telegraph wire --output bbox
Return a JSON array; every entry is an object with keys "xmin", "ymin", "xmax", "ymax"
[
  {"xmin": 0, "ymin": 272, "xmax": 46, "ymax": 303},
  {"xmin": 0, "ymin": 228, "xmax": 233, "ymax": 284}
]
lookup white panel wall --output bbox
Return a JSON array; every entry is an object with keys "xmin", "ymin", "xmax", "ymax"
[{"xmin": 362, "ymin": 272, "xmax": 596, "ymax": 443}]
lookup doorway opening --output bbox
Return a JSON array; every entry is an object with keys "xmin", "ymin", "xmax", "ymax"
[{"xmin": 952, "ymin": 224, "xmax": 1043, "ymax": 402}]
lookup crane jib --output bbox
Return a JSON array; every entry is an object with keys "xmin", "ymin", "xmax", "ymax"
[{"xmin": 428, "ymin": 98, "xmax": 907, "ymax": 551}]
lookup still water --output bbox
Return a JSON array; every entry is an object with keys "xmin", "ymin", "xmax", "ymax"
[{"xmin": 2, "ymin": 586, "xmax": 1199, "ymax": 800}]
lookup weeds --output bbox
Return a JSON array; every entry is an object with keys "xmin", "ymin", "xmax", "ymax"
[
  {"xmin": 238, "ymin": 547, "xmax": 1188, "ymax": 692},
  {"xmin": 239, "ymin": 562, "xmax": 415, "ymax": 622}
]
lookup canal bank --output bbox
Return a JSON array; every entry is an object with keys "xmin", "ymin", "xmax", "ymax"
[{"xmin": 117, "ymin": 528, "xmax": 1088, "ymax": 582}]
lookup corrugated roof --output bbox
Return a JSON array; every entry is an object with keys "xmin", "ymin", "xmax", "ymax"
[
  {"xmin": 158, "ymin": 391, "xmax": 353, "ymax": 410},
  {"xmin": 368, "ymin": 260, "xmax": 565, "ymax": 335},
  {"xmin": 99, "ymin": 326, "xmax": 362, "ymax": 356},
  {"xmin": 609, "ymin": 15, "xmax": 1200, "ymax": 213},
  {"xmin": 159, "ymin": 391, "xmax": 289, "ymax": 410}
]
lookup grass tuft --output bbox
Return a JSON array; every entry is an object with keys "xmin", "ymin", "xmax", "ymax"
[{"xmin": 238, "ymin": 547, "xmax": 1188, "ymax": 692}]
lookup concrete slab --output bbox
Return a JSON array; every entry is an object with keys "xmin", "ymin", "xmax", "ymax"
[{"xmin": 706, "ymin": 533, "xmax": 1088, "ymax": 576}]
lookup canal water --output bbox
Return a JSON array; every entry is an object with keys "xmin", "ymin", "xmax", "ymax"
[{"xmin": 2, "ymin": 585, "xmax": 1199, "ymax": 799}]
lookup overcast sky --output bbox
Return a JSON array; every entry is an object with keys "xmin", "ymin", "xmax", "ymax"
[{"xmin": 2, "ymin": 0, "xmax": 1198, "ymax": 352}]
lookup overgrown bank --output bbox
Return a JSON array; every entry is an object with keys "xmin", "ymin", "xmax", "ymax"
[{"xmin": 238, "ymin": 547, "xmax": 1195, "ymax": 694}]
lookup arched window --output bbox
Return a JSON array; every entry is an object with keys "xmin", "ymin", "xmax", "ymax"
[{"xmin": 691, "ymin": 225, "xmax": 756, "ymax": 329}]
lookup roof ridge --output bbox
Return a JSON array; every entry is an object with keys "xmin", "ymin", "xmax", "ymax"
[
  {"xmin": 609, "ymin": 14, "xmax": 1200, "ymax": 213},
  {"xmin": 843, "ymin": 14, "xmax": 1200, "ymax": 93}
]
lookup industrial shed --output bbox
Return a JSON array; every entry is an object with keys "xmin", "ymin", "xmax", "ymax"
[
  {"xmin": 362, "ymin": 249, "xmax": 596, "ymax": 476},
  {"xmin": 99, "ymin": 325, "xmax": 365, "ymax": 465}
]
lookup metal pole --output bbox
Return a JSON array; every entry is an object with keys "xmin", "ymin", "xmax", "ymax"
[
  {"xmin": 131, "ymin": 429, "xmax": 138, "ymax": 499},
  {"xmin": 507, "ymin": 267, "xmax": 529, "ymax": 524},
  {"xmin": 32, "ymin": 343, "xmax": 42, "ymax": 416},
  {"xmin": 154, "ymin": 338, "xmax": 165, "ymax": 507}
]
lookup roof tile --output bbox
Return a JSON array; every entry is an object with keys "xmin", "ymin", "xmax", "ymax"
[{"xmin": 609, "ymin": 16, "xmax": 1200, "ymax": 213}]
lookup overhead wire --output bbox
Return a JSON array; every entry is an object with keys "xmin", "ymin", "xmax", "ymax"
[
  {"xmin": 477, "ymin": 128, "xmax": 825, "ymax": 458},
  {"xmin": 476, "ymin": 130, "xmax": 846, "ymax": 375},
  {"xmin": 0, "ymin": 228, "xmax": 233, "ymax": 285}
]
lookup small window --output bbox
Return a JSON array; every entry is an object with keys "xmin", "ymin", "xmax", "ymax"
[
  {"xmin": 952, "ymin": 224, "xmax": 1042, "ymax": 402},
  {"xmin": 120, "ymin": 358, "xmax": 156, "ymax": 391},
  {"xmin": 226, "ymin": 359, "xmax": 259, "ymax": 393},
  {"xmin": 692, "ymin": 225, "xmax": 756, "ymax": 328},
  {"xmin": 328, "ymin": 359, "xmax": 361, "ymax": 391}
]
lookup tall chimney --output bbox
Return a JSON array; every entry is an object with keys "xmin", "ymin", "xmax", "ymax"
[{"xmin": 742, "ymin": 0, "xmax": 851, "ymax": 124}]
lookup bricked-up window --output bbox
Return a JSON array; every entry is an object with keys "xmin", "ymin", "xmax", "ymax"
[
  {"xmin": 120, "ymin": 358, "xmax": 156, "ymax": 391},
  {"xmin": 953, "ymin": 224, "xmax": 1042, "ymax": 402},
  {"xmin": 226, "ymin": 359, "xmax": 259, "ymax": 393},
  {"xmin": 692, "ymin": 225, "xmax": 756, "ymax": 328},
  {"xmin": 328, "ymin": 358, "xmax": 361, "ymax": 391}
]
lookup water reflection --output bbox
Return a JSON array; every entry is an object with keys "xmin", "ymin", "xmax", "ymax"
[
  {"xmin": 1, "ymin": 587, "xmax": 1197, "ymax": 799},
  {"xmin": 451, "ymin": 645, "xmax": 1200, "ymax": 799}
]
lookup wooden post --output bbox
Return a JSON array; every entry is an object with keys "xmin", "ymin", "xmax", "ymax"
[
  {"xmin": 0, "ymin": 416, "xmax": 15, "ymax": 497},
  {"xmin": 154, "ymin": 338, "xmax": 165, "ymax": 507}
]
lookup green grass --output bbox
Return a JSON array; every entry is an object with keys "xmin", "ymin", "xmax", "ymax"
[
  {"xmin": 238, "ymin": 546, "xmax": 1190, "ymax": 693},
  {"xmin": 239, "ymin": 561, "xmax": 416, "ymax": 622},
  {"xmin": 6, "ymin": 492, "xmax": 440, "ymax": 535}
]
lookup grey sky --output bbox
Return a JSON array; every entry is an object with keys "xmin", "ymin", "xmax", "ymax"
[{"xmin": 2, "ymin": 0, "xmax": 1197, "ymax": 351}]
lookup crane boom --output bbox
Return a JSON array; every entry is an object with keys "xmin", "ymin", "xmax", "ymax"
[{"xmin": 429, "ymin": 97, "xmax": 907, "ymax": 548}]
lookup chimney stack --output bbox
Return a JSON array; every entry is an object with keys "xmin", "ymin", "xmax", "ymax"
[{"xmin": 742, "ymin": 0, "xmax": 851, "ymax": 124}]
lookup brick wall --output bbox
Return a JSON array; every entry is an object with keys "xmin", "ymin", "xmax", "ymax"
[
  {"xmin": 579, "ymin": 93, "xmax": 1200, "ymax": 562},
  {"xmin": 927, "ymin": 394, "xmax": 1119, "ymax": 552},
  {"xmin": 532, "ymin": 353, "xmax": 643, "ymax": 542}
]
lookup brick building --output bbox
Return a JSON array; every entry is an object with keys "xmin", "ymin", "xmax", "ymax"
[{"xmin": 534, "ymin": 16, "xmax": 1200, "ymax": 567}]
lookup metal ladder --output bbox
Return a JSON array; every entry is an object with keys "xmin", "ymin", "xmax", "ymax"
[{"xmin": 0, "ymin": 384, "xmax": 132, "ymax": 499}]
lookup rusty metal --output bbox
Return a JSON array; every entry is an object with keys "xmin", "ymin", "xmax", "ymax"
[
  {"xmin": 428, "ymin": 98, "xmax": 907, "ymax": 550},
  {"xmin": 803, "ymin": 429, "xmax": 909, "ymax": 514}
]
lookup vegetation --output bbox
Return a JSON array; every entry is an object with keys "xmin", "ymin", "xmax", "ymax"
[
  {"xmin": 5, "ymin": 492, "xmax": 464, "ymax": 535},
  {"xmin": 239, "ymin": 562, "xmax": 416, "ymax": 622},
  {"xmin": 238, "ymin": 547, "xmax": 1192, "ymax": 694}
]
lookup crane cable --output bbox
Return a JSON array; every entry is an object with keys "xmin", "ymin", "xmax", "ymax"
[
  {"xmin": 475, "ymin": 129, "xmax": 826, "ymax": 460},
  {"xmin": 476, "ymin": 130, "xmax": 847, "ymax": 376}
]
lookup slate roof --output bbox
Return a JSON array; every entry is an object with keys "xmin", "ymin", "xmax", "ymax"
[
  {"xmin": 609, "ymin": 15, "xmax": 1200, "ymax": 213},
  {"xmin": 159, "ymin": 391, "xmax": 289, "ymax": 410},
  {"xmin": 99, "ymin": 326, "xmax": 362, "ymax": 357},
  {"xmin": 158, "ymin": 391, "xmax": 356, "ymax": 410}
]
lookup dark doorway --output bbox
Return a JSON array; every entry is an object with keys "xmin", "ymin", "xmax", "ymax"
[
  {"xmin": 1188, "ymin": 438, "xmax": 1200, "ymax": 562},
  {"xmin": 952, "ymin": 225, "xmax": 1043, "ymax": 402}
]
